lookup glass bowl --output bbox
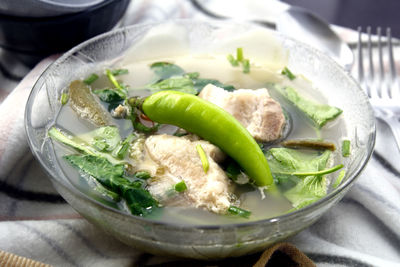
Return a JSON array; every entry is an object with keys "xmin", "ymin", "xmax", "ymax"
[{"xmin": 25, "ymin": 20, "xmax": 375, "ymax": 259}]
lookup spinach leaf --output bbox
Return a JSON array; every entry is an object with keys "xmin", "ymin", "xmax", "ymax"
[
  {"xmin": 150, "ymin": 62, "xmax": 185, "ymax": 82},
  {"xmin": 147, "ymin": 62, "xmax": 235, "ymax": 94},
  {"xmin": 89, "ymin": 126, "xmax": 121, "ymax": 152},
  {"xmin": 93, "ymin": 89, "xmax": 125, "ymax": 103},
  {"xmin": 267, "ymin": 148, "xmax": 332, "ymax": 209},
  {"xmin": 267, "ymin": 148, "xmax": 331, "ymax": 175},
  {"xmin": 112, "ymin": 133, "xmax": 137, "ymax": 159},
  {"xmin": 148, "ymin": 77, "xmax": 197, "ymax": 95},
  {"xmin": 284, "ymin": 174, "xmax": 328, "ymax": 209},
  {"xmin": 192, "ymin": 78, "xmax": 235, "ymax": 93},
  {"xmin": 48, "ymin": 127, "xmax": 122, "ymax": 165},
  {"xmin": 64, "ymin": 154, "xmax": 124, "ymax": 182},
  {"xmin": 65, "ymin": 154, "xmax": 158, "ymax": 216},
  {"xmin": 274, "ymin": 85, "xmax": 342, "ymax": 128}
]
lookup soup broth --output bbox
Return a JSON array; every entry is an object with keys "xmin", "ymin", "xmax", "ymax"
[{"xmin": 51, "ymin": 53, "xmax": 347, "ymax": 225}]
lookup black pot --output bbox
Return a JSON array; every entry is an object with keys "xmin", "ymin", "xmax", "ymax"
[{"xmin": 0, "ymin": 0, "xmax": 130, "ymax": 68}]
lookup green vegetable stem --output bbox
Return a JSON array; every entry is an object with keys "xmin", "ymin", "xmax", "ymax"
[{"xmin": 134, "ymin": 90, "xmax": 274, "ymax": 188}]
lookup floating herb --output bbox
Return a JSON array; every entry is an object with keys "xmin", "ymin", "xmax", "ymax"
[
  {"xmin": 281, "ymin": 67, "xmax": 296, "ymax": 80},
  {"xmin": 196, "ymin": 144, "xmax": 209, "ymax": 173},
  {"xmin": 342, "ymin": 140, "xmax": 351, "ymax": 157},
  {"xmin": 228, "ymin": 205, "xmax": 251, "ymax": 218},
  {"xmin": 83, "ymin": 73, "xmax": 99, "ymax": 85},
  {"xmin": 174, "ymin": 181, "xmax": 187, "ymax": 192}
]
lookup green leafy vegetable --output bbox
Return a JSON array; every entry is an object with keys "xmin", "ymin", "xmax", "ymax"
[
  {"xmin": 90, "ymin": 177, "xmax": 121, "ymax": 201},
  {"xmin": 284, "ymin": 174, "xmax": 328, "ymax": 209},
  {"xmin": 65, "ymin": 154, "xmax": 158, "ymax": 216},
  {"xmin": 112, "ymin": 133, "xmax": 137, "ymax": 159},
  {"xmin": 148, "ymin": 77, "xmax": 197, "ymax": 95},
  {"xmin": 196, "ymin": 144, "xmax": 209, "ymax": 173},
  {"xmin": 267, "ymin": 148, "xmax": 333, "ymax": 209},
  {"xmin": 48, "ymin": 127, "xmax": 122, "ymax": 165},
  {"xmin": 88, "ymin": 126, "xmax": 121, "ymax": 152},
  {"xmin": 185, "ymin": 72, "xmax": 200, "ymax": 79},
  {"xmin": 148, "ymin": 62, "xmax": 235, "ymax": 94},
  {"xmin": 135, "ymin": 171, "xmax": 151, "ymax": 180},
  {"xmin": 274, "ymin": 85, "xmax": 342, "ymax": 128},
  {"xmin": 281, "ymin": 67, "xmax": 296, "ymax": 80},
  {"xmin": 150, "ymin": 62, "xmax": 185, "ymax": 82},
  {"xmin": 342, "ymin": 140, "xmax": 351, "ymax": 157},
  {"xmin": 274, "ymin": 164, "xmax": 343, "ymax": 177},
  {"xmin": 65, "ymin": 154, "xmax": 125, "ymax": 182},
  {"xmin": 228, "ymin": 206, "xmax": 251, "ymax": 218},
  {"xmin": 174, "ymin": 181, "xmax": 187, "ymax": 192},
  {"xmin": 83, "ymin": 73, "xmax": 99, "ymax": 85},
  {"xmin": 93, "ymin": 89, "xmax": 126, "ymax": 103},
  {"xmin": 192, "ymin": 78, "xmax": 235, "ymax": 93},
  {"xmin": 60, "ymin": 92, "xmax": 69, "ymax": 105},
  {"xmin": 225, "ymin": 160, "xmax": 241, "ymax": 181},
  {"xmin": 268, "ymin": 148, "xmax": 331, "ymax": 175}
]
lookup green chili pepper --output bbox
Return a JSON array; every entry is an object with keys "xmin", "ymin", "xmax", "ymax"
[{"xmin": 139, "ymin": 90, "xmax": 274, "ymax": 187}]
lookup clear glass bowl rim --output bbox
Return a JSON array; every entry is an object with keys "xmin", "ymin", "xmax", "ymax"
[{"xmin": 25, "ymin": 19, "xmax": 376, "ymax": 230}]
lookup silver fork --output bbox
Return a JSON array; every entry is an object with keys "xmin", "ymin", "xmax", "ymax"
[{"xmin": 357, "ymin": 26, "xmax": 400, "ymax": 151}]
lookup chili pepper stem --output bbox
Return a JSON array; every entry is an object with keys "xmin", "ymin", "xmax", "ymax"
[{"xmin": 128, "ymin": 97, "xmax": 146, "ymax": 110}]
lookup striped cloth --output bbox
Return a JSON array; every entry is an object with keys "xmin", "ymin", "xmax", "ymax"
[{"xmin": 1, "ymin": 0, "xmax": 400, "ymax": 266}]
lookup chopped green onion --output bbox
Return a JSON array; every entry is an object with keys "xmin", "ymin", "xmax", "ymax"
[
  {"xmin": 227, "ymin": 54, "xmax": 239, "ymax": 66},
  {"xmin": 236, "ymin": 47, "xmax": 244, "ymax": 62},
  {"xmin": 60, "ymin": 92, "xmax": 69, "ymax": 105},
  {"xmin": 342, "ymin": 140, "xmax": 351, "ymax": 157},
  {"xmin": 106, "ymin": 69, "xmax": 123, "ymax": 90},
  {"xmin": 83, "ymin": 73, "xmax": 99, "ymax": 85},
  {"xmin": 135, "ymin": 171, "xmax": 151, "ymax": 180},
  {"xmin": 333, "ymin": 170, "xmax": 346, "ymax": 188},
  {"xmin": 196, "ymin": 144, "xmax": 209, "ymax": 173},
  {"xmin": 242, "ymin": 59, "xmax": 250, "ymax": 74},
  {"xmin": 111, "ymin": 69, "xmax": 129, "ymax": 76},
  {"xmin": 274, "ymin": 164, "xmax": 343, "ymax": 177},
  {"xmin": 228, "ymin": 205, "xmax": 251, "ymax": 218},
  {"xmin": 281, "ymin": 67, "xmax": 296, "ymax": 80},
  {"xmin": 174, "ymin": 181, "xmax": 187, "ymax": 192}
]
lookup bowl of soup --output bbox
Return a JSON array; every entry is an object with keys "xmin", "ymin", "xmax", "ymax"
[{"xmin": 25, "ymin": 20, "xmax": 375, "ymax": 259}]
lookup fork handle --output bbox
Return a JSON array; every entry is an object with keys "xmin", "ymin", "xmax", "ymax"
[{"xmin": 378, "ymin": 115, "xmax": 400, "ymax": 153}]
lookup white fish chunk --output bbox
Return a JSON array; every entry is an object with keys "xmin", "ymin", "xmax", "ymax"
[
  {"xmin": 143, "ymin": 134, "xmax": 232, "ymax": 214},
  {"xmin": 199, "ymin": 84, "xmax": 285, "ymax": 142}
]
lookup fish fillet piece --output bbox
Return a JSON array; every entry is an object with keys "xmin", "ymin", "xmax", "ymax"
[
  {"xmin": 199, "ymin": 84, "xmax": 285, "ymax": 142},
  {"xmin": 143, "ymin": 134, "xmax": 232, "ymax": 214}
]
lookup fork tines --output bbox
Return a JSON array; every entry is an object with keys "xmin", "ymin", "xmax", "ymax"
[{"xmin": 357, "ymin": 26, "xmax": 399, "ymax": 100}]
